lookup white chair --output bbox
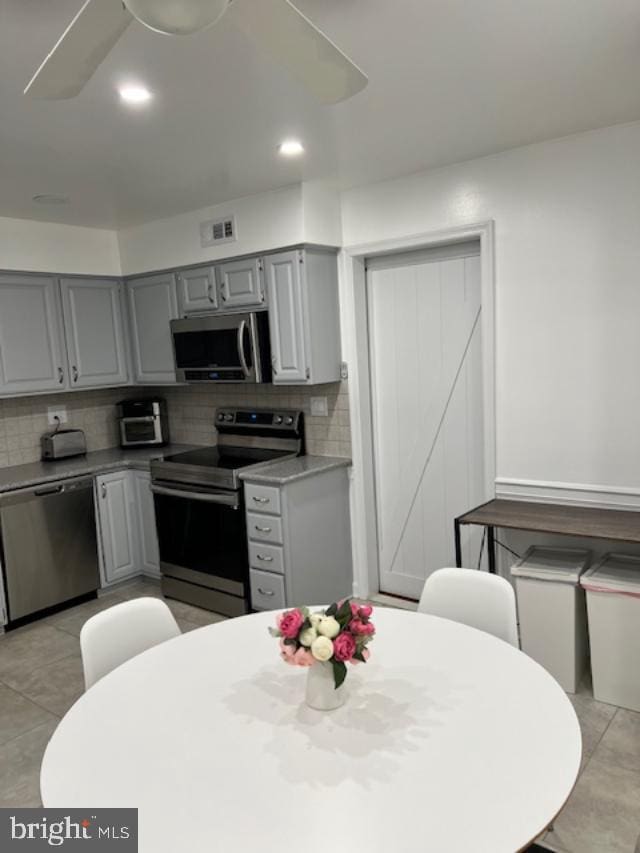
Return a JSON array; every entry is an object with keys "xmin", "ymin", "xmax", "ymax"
[
  {"xmin": 80, "ymin": 597, "xmax": 181, "ymax": 689},
  {"xmin": 418, "ymin": 567, "xmax": 519, "ymax": 647}
]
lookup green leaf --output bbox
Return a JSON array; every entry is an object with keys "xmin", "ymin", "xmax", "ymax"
[
  {"xmin": 326, "ymin": 602, "xmax": 338, "ymax": 618},
  {"xmin": 283, "ymin": 637, "xmax": 297, "ymax": 646},
  {"xmin": 267, "ymin": 627, "xmax": 281, "ymax": 638},
  {"xmin": 332, "ymin": 660, "xmax": 347, "ymax": 689},
  {"xmin": 335, "ymin": 598, "xmax": 353, "ymax": 627},
  {"xmin": 352, "ymin": 650, "xmax": 365, "ymax": 662}
]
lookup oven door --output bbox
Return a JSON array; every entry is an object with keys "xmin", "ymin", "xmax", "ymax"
[
  {"xmin": 171, "ymin": 313, "xmax": 260, "ymax": 383},
  {"xmin": 151, "ymin": 481, "xmax": 248, "ymax": 600}
]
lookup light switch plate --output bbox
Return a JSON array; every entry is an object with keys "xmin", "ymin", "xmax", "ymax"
[
  {"xmin": 310, "ymin": 397, "xmax": 328, "ymax": 417},
  {"xmin": 47, "ymin": 406, "xmax": 68, "ymax": 426}
]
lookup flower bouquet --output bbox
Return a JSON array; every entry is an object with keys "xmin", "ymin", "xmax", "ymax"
[{"xmin": 269, "ymin": 599, "xmax": 375, "ymax": 708}]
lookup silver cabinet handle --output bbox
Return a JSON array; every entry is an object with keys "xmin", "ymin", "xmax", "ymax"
[
  {"xmin": 256, "ymin": 554, "xmax": 273, "ymax": 562},
  {"xmin": 255, "ymin": 525, "xmax": 272, "ymax": 533},
  {"xmin": 257, "ymin": 588, "xmax": 275, "ymax": 597},
  {"xmin": 252, "ymin": 496, "xmax": 269, "ymax": 504},
  {"xmin": 237, "ymin": 319, "xmax": 250, "ymax": 378},
  {"xmin": 72, "ymin": 365, "xmax": 78, "ymax": 383},
  {"xmin": 101, "ymin": 483, "xmax": 107, "ymax": 499},
  {"xmin": 57, "ymin": 367, "xmax": 64, "ymax": 384},
  {"xmin": 208, "ymin": 283, "xmax": 215, "ymax": 303}
]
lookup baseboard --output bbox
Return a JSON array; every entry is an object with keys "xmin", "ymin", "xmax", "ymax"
[{"xmin": 495, "ymin": 477, "xmax": 640, "ymax": 511}]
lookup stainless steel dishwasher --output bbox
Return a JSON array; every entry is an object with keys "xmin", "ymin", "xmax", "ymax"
[{"xmin": 0, "ymin": 476, "xmax": 99, "ymax": 627}]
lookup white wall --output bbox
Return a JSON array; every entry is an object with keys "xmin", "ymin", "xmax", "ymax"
[
  {"xmin": 0, "ymin": 216, "xmax": 121, "ymax": 276},
  {"xmin": 341, "ymin": 121, "xmax": 640, "ymax": 497}
]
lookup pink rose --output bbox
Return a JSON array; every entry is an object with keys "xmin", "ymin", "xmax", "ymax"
[
  {"xmin": 333, "ymin": 632, "xmax": 356, "ymax": 662},
  {"xmin": 349, "ymin": 618, "xmax": 375, "ymax": 636},
  {"xmin": 350, "ymin": 602, "xmax": 374, "ymax": 619},
  {"xmin": 351, "ymin": 648, "xmax": 371, "ymax": 666},
  {"xmin": 279, "ymin": 639, "xmax": 297, "ymax": 665},
  {"xmin": 293, "ymin": 647, "xmax": 315, "ymax": 667},
  {"xmin": 277, "ymin": 608, "xmax": 305, "ymax": 639}
]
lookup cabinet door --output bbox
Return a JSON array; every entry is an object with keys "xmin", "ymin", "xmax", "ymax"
[
  {"xmin": 60, "ymin": 278, "xmax": 129, "ymax": 388},
  {"xmin": 0, "ymin": 274, "xmax": 67, "ymax": 394},
  {"xmin": 128, "ymin": 274, "xmax": 179, "ymax": 384},
  {"xmin": 263, "ymin": 251, "xmax": 309, "ymax": 384},
  {"xmin": 177, "ymin": 266, "xmax": 217, "ymax": 314},
  {"xmin": 96, "ymin": 471, "xmax": 139, "ymax": 585},
  {"xmin": 133, "ymin": 470, "xmax": 160, "ymax": 578},
  {"xmin": 218, "ymin": 257, "xmax": 265, "ymax": 309}
]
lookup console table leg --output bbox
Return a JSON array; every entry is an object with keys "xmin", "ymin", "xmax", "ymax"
[
  {"xmin": 487, "ymin": 526, "xmax": 496, "ymax": 574},
  {"xmin": 454, "ymin": 518, "xmax": 462, "ymax": 568}
]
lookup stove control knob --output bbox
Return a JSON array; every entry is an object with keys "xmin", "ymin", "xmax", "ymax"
[
  {"xmin": 224, "ymin": 414, "xmax": 233, "ymax": 422},
  {"xmin": 274, "ymin": 415, "xmax": 283, "ymax": 425},
  {"xmin": 217, "ymin": 413, "xmax": 225, "ymax": 422},
  {"xmin": 285, "ymin": 416, "xmax": 294, "ymax": 426}
]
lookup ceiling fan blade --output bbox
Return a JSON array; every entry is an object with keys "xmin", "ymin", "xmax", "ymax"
[
  {"xmin": 24, "ymin": 0, "xmax": 133, "ymax": 99},
  {"xmin": 230, "ymin": 0, "xmax": 368, "ymax": 105}
]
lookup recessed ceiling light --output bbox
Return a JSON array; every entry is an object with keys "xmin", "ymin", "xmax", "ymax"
[
  {"xmin": 118, "ymin": 84, "xmax": 152, "ymax": 105},
  {"xmin": 32, "ymin": 194, "xmax": 69, "ymax": 205},
  {"xmin": 278, "ymin": 139, "xmax": 304, "ymax": 157}
]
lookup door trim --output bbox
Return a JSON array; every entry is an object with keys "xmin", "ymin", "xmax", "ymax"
[{"xmin": 340, "ymin": 221, "xmax": 496, "ymax": 599}]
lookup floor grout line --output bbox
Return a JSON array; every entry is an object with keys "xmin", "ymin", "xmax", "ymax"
[{"xmin": 0, "ymin": 715, "xmax": 61, "ymax": 751}]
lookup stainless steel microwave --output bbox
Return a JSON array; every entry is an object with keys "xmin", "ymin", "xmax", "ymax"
[{"xmin": 170, "ymin": 311, "xmax": 272, "ymax": 384}]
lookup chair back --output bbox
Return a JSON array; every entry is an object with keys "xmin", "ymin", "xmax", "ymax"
[
  {"xmin": 80, "ymin": 597, "xmax": 181, "ymax": 689},
  {"xmin": 418, "ymin": 567, "xmax": 519, "ymax": 647}
]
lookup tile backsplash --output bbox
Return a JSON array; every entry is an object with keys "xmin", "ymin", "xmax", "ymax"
[
  {"xmin": 0, "ymin": 381, "xmax": 351, "ymax": 469},
  {"xmin": 160, "ymin": 381, "xmax": 351, "ymax": 457}
]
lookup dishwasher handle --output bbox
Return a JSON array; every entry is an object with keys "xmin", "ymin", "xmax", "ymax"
[
  {"xmin": 34, "ymin": 484, "xmax": 64, "ymax": 497},
  {"xmin": 0, "ymin": 475, "xmax": 94, "ymax": 506}
]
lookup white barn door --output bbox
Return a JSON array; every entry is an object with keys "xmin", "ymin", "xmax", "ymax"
[{"xmin": 367, "ymin": 243, "xmax": 486, "ymax": 599}]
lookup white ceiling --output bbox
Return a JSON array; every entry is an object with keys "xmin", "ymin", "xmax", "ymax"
[{"xmin": 1, "ymin": 0, "xmax": 640, "ymax": 229}]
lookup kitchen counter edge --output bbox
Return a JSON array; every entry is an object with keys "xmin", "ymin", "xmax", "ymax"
[{"xmin": 239, "ymin": 455, "xmax": 352, "ymax": 485}]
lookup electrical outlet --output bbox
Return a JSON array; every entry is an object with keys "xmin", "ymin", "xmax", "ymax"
[
  {"xmin": 310, "ymin": 397, "xmax": 328, "ymax": 417},
  {"xmin": 47, "ymin": 406, "xmax": 68, "ymax": 426},
  {"xmin": 340, "ymin": 361, "xmax": 349, "ymax": 380}
]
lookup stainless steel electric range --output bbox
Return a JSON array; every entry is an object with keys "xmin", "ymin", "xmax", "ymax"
[{"xmin": 150, "ymin": 408, "xmax": 304, "ymax": 617}]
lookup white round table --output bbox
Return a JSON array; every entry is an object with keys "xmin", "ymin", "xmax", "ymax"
[{"xmin": 41, "ymin": 609, "xmax": 581, "ymax": 853}]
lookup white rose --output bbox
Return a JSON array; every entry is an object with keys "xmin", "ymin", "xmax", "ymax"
[
  {"xmin": 309, "ymin": 613, "xmax": 323, "ymax": 629},
  {"xmin": 317, "ymin": 616, "xmax": 340, "ymax": 639},
  {"xmin": 299, "ymin": 627, "xmax": 318, "ymax": 647},
  {"xmin": 311, "ymin": 635, "xmax": 334, "ymax": 662}
]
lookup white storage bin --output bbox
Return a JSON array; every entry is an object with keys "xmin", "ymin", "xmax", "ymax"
[
  {"xmin": 581, "ymin": 553, "xmax": 640, "ymax": 711},
  {"xmin": 511, "ymin": 546, "xmax": 591, "ymax": 693}
]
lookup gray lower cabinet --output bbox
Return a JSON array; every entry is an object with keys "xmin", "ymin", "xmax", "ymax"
[
  {"xmin": 263, "ymin": 249, "xmax": 341, "ymax": 385},
  {"xmin": 127, "ymin": 273, "xmax": 179, "ymax": 384},
  {"xmin": 244, "ymin": 467, "xmax": 352, "ymax": 610},
  {"xmin": 177, "ymin": 266, "xmax": 217, "ymax": 315},
  {"xmin": 218, "ymin": 257, "xmax": 265, "ymax": 309},
  {"xmin": 95, "ymin": 470, "xmax": 140, "ymax": 586},
  {"xmin": 0, "ymin": 274, "xmax": 68, "ymax": 394},
  {"xmin": 60, "ymin": 278, "xmax": 129, "ymax": 388},
  {"xmin": 96, "ymin": 469, "xmax": 160, "ymax": 586}
]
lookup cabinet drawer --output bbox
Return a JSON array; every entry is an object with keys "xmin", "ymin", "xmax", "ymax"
[
  {"xmin": 250, "ymin": 569, "xmax": 285, "ymax": 611},
  {"xmin": 249, "ymin": 541, "xmax": 285, "ymax": 575},
  {"xmin": 247, "ymin": 512, "xmax": 283, "ymax": 545},
  {"xmin": 245, "ymin": 483, "xmax": 281, "ymax": 515}
]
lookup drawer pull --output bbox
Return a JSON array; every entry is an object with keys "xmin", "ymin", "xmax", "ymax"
[
  {"xmin": 252, "ymin": 496, "xmax": 269, "ymax": 504},
  {"xmin": 257, "ymin": 588, "xmax": 275, "ymax": 597},
  {"xmin": 255, "ymin": 525, "xmax": 272, "ymax": 533},
  {"xmin": 256, "ymin": 554, "xmax": 273, "ymax": 562}
]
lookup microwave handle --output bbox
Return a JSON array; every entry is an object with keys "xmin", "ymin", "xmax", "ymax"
[{"xmin": 237, "ymin": 319, "xmax": 251, "ymax": 379}]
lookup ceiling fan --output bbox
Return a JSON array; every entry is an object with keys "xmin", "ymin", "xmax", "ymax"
[{"xmin": 24, "ymin": 0, "xmax": 368, "ymax": 104}]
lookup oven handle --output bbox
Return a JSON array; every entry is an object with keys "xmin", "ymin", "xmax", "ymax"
[
  {"xmin": 151, "ymin": 483, "xmax": 239, "ymax": 508},
  {"xmin": 237, "ymin": 319, "xmax": 251, "ymax": 379}
]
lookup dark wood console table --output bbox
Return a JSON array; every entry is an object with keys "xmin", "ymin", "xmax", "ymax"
[{"xmin": 454, "ymin": 499, "xmax": 640, "ymax": 573}]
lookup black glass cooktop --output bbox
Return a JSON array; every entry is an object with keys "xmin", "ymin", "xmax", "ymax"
[{"xmin": 163, "ymin": 446, "xmax": 289, "ymax": 471}]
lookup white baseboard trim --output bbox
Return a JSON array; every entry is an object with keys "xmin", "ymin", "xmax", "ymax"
[{"xmin": 495, "ymin": 478, "xmax": 640, "ymax": 511}]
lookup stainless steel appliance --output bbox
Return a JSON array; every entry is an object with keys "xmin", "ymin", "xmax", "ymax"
[
  {"xmin": 119, "ymin": 397, "xmax": 170, "ymax": 448},
  {"xmin": 41, "ymin": 428, "xmax": 87, "ymax": 460},
  {"xmin": 150, "ymin": 408, "xmax": 304, "ymax": 616},
  {"xmin": 0, "ymin": 476, "xmax": 99, "ymax": 628},
  {"xmin": 170, "ymin": 312, "xmax": 272, "ymax": 384}
]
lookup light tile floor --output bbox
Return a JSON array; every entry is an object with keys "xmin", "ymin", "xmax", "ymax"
[{"xmin": 0, "ymin": 585, "xmax": 638, "ymax": 852}]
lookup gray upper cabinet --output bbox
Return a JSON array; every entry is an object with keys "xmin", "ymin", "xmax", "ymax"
[
  {"xmin": 60, "ymin": 278, "xmax": 129, "ymax": 389},
  {"xmin": 264, "ymin": 249, "xmax": 341, "ymax": 385},
  {"xmin": 127, "ymin": 273, "xmax": 179, "ymax": 384},
  {"xmin": 0, "ymin": 274, "xmax": 68, "ymax": 394},
  {"xmin": 177, "ymin": 266, "xmax": 217, "ymax": 315},
  {"xmin": 218, "ymin": 257, "xmax": 265, "ymax": 310}
]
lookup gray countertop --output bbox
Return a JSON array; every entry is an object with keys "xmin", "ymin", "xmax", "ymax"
[
  {"xmin": 239, "ymin": 455, "xmax": 351, "ymax": 485},
  {"xmin": 0, "ymin": 444, "xmax": 197, "ymax": 494}
]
